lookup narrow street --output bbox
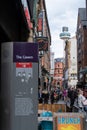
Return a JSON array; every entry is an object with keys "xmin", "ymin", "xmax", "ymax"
[{"xmin": 0, "ymin": 0, "xmax": 87, "ymax": 130}]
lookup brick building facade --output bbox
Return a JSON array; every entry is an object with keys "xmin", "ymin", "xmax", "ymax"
[
  {"xmin": 53, "ymin": 58, "xmax": 64, "ymax": 88},
  {"xmin": 76, "ymin": 8, "xmax": 87, "ymax": 87}
]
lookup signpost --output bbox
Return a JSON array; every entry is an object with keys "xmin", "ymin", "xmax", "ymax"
[{"xmin": 1, "ymin": 42, "xmax": 38, "ymax": 130}]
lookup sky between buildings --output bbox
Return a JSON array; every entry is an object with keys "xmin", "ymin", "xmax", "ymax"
[{"xmin": 45, "ymin": 0, "xmax": 85, "ymax": 58}]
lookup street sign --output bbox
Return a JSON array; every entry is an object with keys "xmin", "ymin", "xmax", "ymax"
[{"xmin": 1, "ymin": 42, "xmax": 38, "ymax": 130}]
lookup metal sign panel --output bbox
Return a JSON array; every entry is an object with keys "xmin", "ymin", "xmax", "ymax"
[
  {"xmin": 1, "ymin": 42, "xmax": 38, "ymax": 130},
  {"xmin": 13, "ymin": 42, "xmax": 38, "ymax": 62}
]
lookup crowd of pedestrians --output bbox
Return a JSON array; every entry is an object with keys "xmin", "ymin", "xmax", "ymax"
[
  {"xmin": 38, "ymin": 85, "xmax": 87, "ymax": 123},
  {"xmin": 38, "ymin": 86, "xmax": 87, "ymax": 113},
  {"xmin": 38, "ymin": 87, "xmax": 62, "ymax": 104}
]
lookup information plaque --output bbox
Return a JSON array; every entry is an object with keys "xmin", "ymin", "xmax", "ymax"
[{"xmin": 1, "ymin": 42, "xmax": 38, "ymax": 130}]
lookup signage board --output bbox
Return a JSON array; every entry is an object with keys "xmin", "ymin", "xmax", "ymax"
[
  {"xmin": 36, "ymin": 37, "xmax": 48, "ymax": 51},
  {"xmin": 37, "ymin": 11, "xmax": 43, "ymax": 33},
  {"xmin": 53, "ymin": 113, "xmax": 85, "ymax": 130},
  {"xmin": 13, "ymin": 42, "xmax": 38, "ymax": 62},
  {"xmin": 1, "ymin": 42, "xmax": 38, "ymax": 130},
  {"xmin": 21, "ymin": 0, "xmax": 32, "ymax": 29}
]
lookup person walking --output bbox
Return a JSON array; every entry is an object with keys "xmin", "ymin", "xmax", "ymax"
[
  {"xmin": 68, "ymin": 87, "xmax": 77, "ymax": 112},
  {"xmin": 62, "ymin": 88, "xmax": 67, "ymax": 102},
  {"xmin": 78, "ymin": 88, "xmax": 86, "ymax": 112},
  {"xmin": 78, "ymin": 88, "xmax": 87, "ymax": 122},
  {"xmin": 50, "ymin": 90, "xmax": 54, "ymax": 104}
]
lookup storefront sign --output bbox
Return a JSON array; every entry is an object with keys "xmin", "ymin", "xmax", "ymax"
[
  {"xmin": 54, "ymin": 113, "xmax": 84, "ymax": 130},
  {"xmin": 58, "ymin": 117, "xmax": 81, "ymax": 130},
  {"xmin": 37, "ymin": 11, "xmax": 43, "ymax": 35},
  {"xmin": 36, "ymin": 37, "xmax": 48, "ymax": 51},
  {"xmin": 21, "ymin": 0, "xmax": 32, "ymax": 29}
]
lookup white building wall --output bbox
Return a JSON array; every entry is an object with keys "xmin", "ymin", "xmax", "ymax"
[{"xmin": 69, "ymin": 36, "xmax": 78, "ymax": 87}]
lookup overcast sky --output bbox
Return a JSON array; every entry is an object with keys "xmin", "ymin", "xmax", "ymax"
[{"xmin": 45, "ymin": 0, "xmax": 86, "ymax": 58}]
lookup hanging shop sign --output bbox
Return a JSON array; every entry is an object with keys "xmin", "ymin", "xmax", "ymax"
[
  {"xmin": 37, "ymin": 11, "xmax": 43, "ymax": 35},
  {"xmin": 21, "ymin": 0, "xmax": 32, "ymax": 29},
  {"xmin": 36, "ymin": 37, "xmax": 48, "ymax": 51}
]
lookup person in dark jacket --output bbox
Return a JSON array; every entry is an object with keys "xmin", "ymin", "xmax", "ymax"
[
  {"xmin": 68, "ymin": 87, "xmax": 77, "ymax": 112},
  {"xmin": 50, "ymin": 90, "xmax": 54, "ymax": 104}
]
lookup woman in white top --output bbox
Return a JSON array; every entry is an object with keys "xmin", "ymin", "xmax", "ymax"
[{"xmin": 78, "ymin": 88, "xmax": 86, "ymax": 111}]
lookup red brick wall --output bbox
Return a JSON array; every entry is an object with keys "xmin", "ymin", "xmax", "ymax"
[{"xmin": 53, "ymin": 62, "xmax": 64, "ymax": 87}]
